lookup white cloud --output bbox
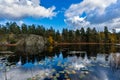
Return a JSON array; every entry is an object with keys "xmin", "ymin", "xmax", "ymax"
[
  {"xmin": 89, "ymin": 17, "xmax": 120, "ymax": 31},
  {"xmin": 65, "ymin": 0, "xmax": 120, "ymax": 31},
  {"xmin": 0, "ymin": 0, "xmax": 56, "ymax": 20},
  {"xmin": 64, "ymin": 16, "xmax": 90, "ymax": 30},
  {"xmin": 18, "ymin": 20, "xmax": 24, "ymax": 26}
]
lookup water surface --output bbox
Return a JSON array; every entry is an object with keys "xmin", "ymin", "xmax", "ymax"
[{"xmin": 0, "ymin": 44, "xmax": 120, "ymax": 80}]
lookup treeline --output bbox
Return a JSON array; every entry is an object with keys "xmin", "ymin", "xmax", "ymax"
[{"xmin": 0, "ymin": 22, "xmax": 120, "ymax": 44}]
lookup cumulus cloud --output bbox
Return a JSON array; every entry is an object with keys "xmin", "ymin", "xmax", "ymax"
[
  {"xmin": 65, "ymin": 0, "xmax": 120, "ymax": 31},
  {"xmin": 64, "ymin": 16, "xmax": 90, "ymax": 29},
  {"xmin": 18, "ymin": 20, "xmax": 24, "ymax": 26},
  {"xmin": 0, "ymin": 0, "xmax": 56, "ymax": 20}
]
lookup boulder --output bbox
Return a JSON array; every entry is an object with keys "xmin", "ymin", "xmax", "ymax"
[{"xmin": 17, "ymin": 34, "xmax": 47, "ymax": 54}]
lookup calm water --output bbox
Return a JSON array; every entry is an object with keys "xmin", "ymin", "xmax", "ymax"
[{"xmin": 0, "ymin": 44, "xmax": 120, "ymax": 80}]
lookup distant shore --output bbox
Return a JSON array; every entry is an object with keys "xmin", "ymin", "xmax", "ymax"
[
  {"xmin": 0, "ymin": 42, "xmax": 119, "ymax": 47},
  {"xmin": 0, "ymin": 43, "xmax": 17, "ymax": 47},
  {"xmin": 55, "ymin": 43, "xmax": 118, "ymax": 45}
]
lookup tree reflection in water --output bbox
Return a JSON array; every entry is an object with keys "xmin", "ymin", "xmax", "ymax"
[{"xmin": 0, "ymin": 44, "xmax": 120, "ymax": 80}]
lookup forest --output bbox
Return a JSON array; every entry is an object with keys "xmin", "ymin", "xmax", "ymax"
[{"xmin": 0, "ymin": 22, "xmax": 120, "ymax": 44}]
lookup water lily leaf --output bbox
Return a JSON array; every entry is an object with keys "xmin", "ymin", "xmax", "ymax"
[
  {"xmin": 53, "ymin": 76, "xmax": 57, "ymax": 80},
  {"xmin": 59, "ymin": 71, "xmax": 64, "ymax": 74},
  {"xmin": 55, "ymin": 73, "xmax": 60, "ymax": 77},
  {"xmin": 79, "ymin": 74, "xmax": 85, "ymax": 79},
  {"xmin": 71, "ymin": 70, "xmax": 76, "ymax": 74},
  {"xmin": 64, "ymin": 70, "xmax": 70, "ymax": 74},
  {"xmin": 68, "ymin": 66, "xmax": 73, "ymax": 69},
  {"xmin": 27, "ymin": 78, "xmax": 32, "ymax": 80},
  {"xmin": 64, "ymin": 74, "xmax": 69, "ymax": 78},
  {"xmin": 52, "ymin": 69, "xmax": 56, "ymax": 72}
]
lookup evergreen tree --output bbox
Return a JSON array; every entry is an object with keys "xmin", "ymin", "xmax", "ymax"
[
  {"xmin": 21, "ymin": 23, "xmax": 28, "ymax": 34},
  {"xmin": 80, "ymin": 27, "xmax": 86, "ymax": 42},
  {"xmin": 55, "ymin": 30, "xmax": 61, "ymax": 42},
  {"xmin": 91, "ymin": 27, "xmax": 98, "ymax": 42},
  {"xmin": 75, "ymin": 29, "xmax": 80, "ymax": 42},
  {"xmin": 36, "ymin": 25, "xmax": 45, "ymax": 36},
  {"xmin": 9, "ymin": 22, "xmax": 20, "ymax": 34},
  {"xmin": 104, "ymin": 26, "xmax": 109, "ymax": 43},
  {"xmin": 0, "ymin": 22, "xmax": 119, "ymax": 44},
  {"xmin": 62, "ymin": 28, "xmax": 69, "ymax": 42},
  {"xmin": 68, "ymin": 30, "xmax": 74, "ymax": 42},
  {"xmin": 86, "ymin": 27, "xmax": 91, "ymax": 42}
]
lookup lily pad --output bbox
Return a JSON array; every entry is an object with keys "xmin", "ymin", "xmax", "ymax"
[
  {"xmin": 53, "ymin": 76, "xmax": 58, "ymax": 80},
  {"xmin": 79, "ymin": 74, "xmax": 85, "ymax": 79},
  {"xmin": 64, "ymin": 74, "xmax": 69, "ymax": 78},
  {"xmin": 59, "ymin": 71, "xmax": 64, "ymax": 74},
  {"xmin": 52, "ymin": 69, "xmax": 56, "ymax": 72},
  {"xmin": 27, "ymin": 78, "xmax": 32, "ymax": 80},
  {"xmin": 71, "ymin": 70, "xmax": 76, "ymax": 74},
  {"xmin": 55, "ymin": 73, "xmax": 60, "ymax": 77}
]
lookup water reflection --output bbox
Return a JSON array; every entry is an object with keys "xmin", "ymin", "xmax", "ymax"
[
  {"xmin": 0, "ymin": 52, "xmax": 120, "ymax": 80},
  {"xmin": 0, "ymin": 45, "xmax": 120, "ymax": 80},
  {"xmin": 109, "ymin": 53, "xmax": 120, "ymax": 69}
]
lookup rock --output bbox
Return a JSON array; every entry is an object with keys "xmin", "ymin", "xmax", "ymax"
[{"xmin": 17, "ymin": 34, "xmax": 47, "ymax": 54}]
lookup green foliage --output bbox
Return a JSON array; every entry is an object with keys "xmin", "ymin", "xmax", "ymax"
[
  {"xmin": 55, "ymin": 30, "xmax": 61, "ymax": 42},
  {"xmin": 86, "ymin": 27, "xmax": 91, "ymax": 42},
  {"xmin": 36, "ymin": 25, "xmax": 45, "ymax": 36},
  {"xmin": 62, "ymin": 28, "xmax": 69, "ymax": 42},
  {"xmin": 0, "ymin": 22, "xmax": 119, "ymax": 44},
  {"xmin": 68, "ymin": 30, "xmax": 74, "ymax": 42},
  {"xmin": 104, "ymin": 26, "xmax": 109, "ymax": 42},
  {"xmin": 75, "ymin": 29, "xmax": 80, "ymax": 42},
  {"xmin": 92, "ymin": 28, "xmax": 99, "ymax": 42},
  {"xmin": 80, "ymin": 27, "xmax": 86, "ymax": 42},
  {"xmin": 21, "ymin": 23, "xmax": 28, "ymax": 34}
]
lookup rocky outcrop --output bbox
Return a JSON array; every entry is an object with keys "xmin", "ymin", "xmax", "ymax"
[{"xmin": 17, "ymin": 34, "xmax": 47, "ymax": 54}]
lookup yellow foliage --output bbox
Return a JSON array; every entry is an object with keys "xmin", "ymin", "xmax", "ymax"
[
  {"xmin": 109, "ymin": 34, "xmax": 117, "ymax": 43},
  {"xmin": 99, "ymin": 32, "xmax": 105, "ymax": 43},
  {"xmin": 48, "ymin": 36, "xmax": 54, "ymax": 45}
]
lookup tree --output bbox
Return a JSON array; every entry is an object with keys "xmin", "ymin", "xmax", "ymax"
[
  {"xmin": 0, "ymin": 25, "xmax": 8, "ymax": 34},
  {"xmin": 86, "ymin": 27, "xmax": 91, "ymax": 42},
  {"xmin": 75, "ymin": 29, "xmax": 80, "ymax": 42},
  {"xmin": 117, "ymin": 32, "xmax": 120, "ymax": 43},
  {"xmin": 109, "ymin": 33, "xmax": 117, "ymax": 43},
  {"xmin": 62, "ymin": 28, "xmax": 69, "ymax": 42},
  {"xmin": 91, "ymin": 27, "xmax": 98, "ymax": 42},
  {"xmin": 48, "ymin": 36, "xmax": 54, "ymax": 45},
  {"xmin": 68, "ymin": 30, "xmax": 74, "ymax": 42},
  {"xmin": 28, "ymin": 24, "xmax": 36, "ymax": 34},
  {"xmin": 80, "ymin": 27, "xmax": 86, "ymax": 42},
  {"xmin": 21, "ymin": 23, "xmax": 28, "ymax": 34},
  {"xmin": 36, "ymin": 25, "xmax": 45, "ymax": 36},
  {"xmin": 104, "ymin": 26, "xmax": 109, "ymax": 43},
  {"xmin": 8, "ymin": 22, "xmax": 20, "ymax": 34},
  {"xmin": 55, "ymin": 30, "xmax": 61, "ymax": 42},
  {"xmin": 99, "ymin": 32, "xmax": 105, "ymax": 43}
]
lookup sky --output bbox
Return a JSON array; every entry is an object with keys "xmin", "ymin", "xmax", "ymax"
[{"xmin": 0, "ymin": 0, "xmax": 120, "ymax": 32}]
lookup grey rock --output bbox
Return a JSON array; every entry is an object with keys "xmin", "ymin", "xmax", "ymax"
[{"xmin": 17, "ymin": 34, "xmax": 47, "ymax": 54}]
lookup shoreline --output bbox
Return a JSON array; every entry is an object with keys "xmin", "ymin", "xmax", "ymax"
[
  {"xmin": 0, "ymin": 44, "xmax": 17, "ymax": 47},
  {"xmin": 0, "ymin": 43, "xmax": 119, "ymax": 47},
  {"xmin": 55, "ymin": 43, "xmax": 118, "ymax": 45}
]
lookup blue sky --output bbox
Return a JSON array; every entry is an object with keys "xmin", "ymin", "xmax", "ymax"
[
  {"xmin": 0, "ymin": 0, "xmax": 120, "ymax": 31},
  {"xmin": 22, "ymin": 0, "xmax": 83, "ymax": 31}
]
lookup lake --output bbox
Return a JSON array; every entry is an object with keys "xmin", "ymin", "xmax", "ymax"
[{"xmin": 0, "ymin": 44, "xmax": 120, "ymax": 80}]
